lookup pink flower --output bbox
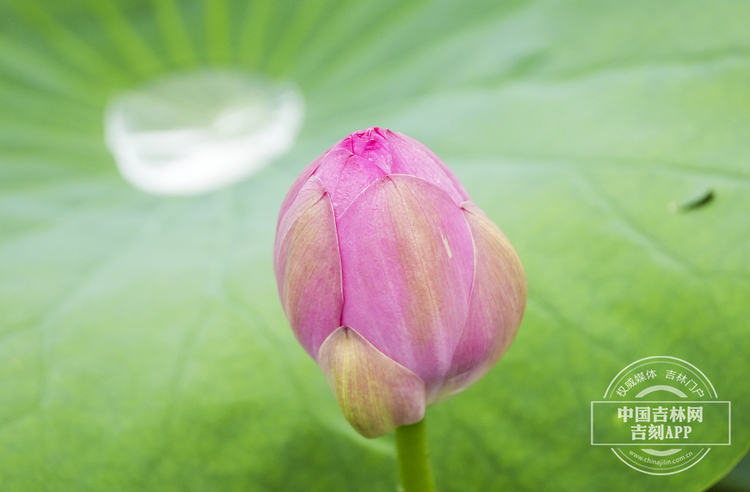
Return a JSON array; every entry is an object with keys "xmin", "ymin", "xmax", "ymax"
[{"xmin": 274, "ymin": 128, "xmax": 526, "ymax": 438}]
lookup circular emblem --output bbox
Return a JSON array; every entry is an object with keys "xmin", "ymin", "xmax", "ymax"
[{"xmin": 591, "ymin": 356, "xmax": 730, "ymax": 475}]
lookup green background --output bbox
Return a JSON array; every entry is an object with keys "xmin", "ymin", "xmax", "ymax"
[{"xmin": 0, "ymin": 0, "xmax": 749, "ymax": 490}]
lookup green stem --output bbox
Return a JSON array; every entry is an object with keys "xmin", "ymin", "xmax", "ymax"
[{"xmin": 395, "ymin": 418, "xmax": 436, "ymax": 492}]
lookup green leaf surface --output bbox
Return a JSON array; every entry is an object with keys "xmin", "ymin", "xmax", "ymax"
[{"xmin": 1, "ymin": 0, "xmax": 749, "ymax": 490}]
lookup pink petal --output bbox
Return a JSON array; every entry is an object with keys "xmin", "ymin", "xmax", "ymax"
[
  {"xmin": 274, "ymin": 177, "xmax": 343, "ymax": 359},
  {"xmin": 386, "ymin": 130, "xmax": 470, "ymax": 205},
  {"xmin": 311, "ymin": 147, "xmax": 387, "ymax": 219},
  {"xmin": 317, "ymin": 326, "xmax": 426, "ymax": 438},
  {"xmin": 439, "ymin": 202, "xmax": 527, "ymax": 400},
  {"xmin": 337, "ymin": 175, "xmax": 474, "ymax": 399}
]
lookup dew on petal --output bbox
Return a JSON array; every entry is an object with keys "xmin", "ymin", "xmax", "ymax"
[{"xmin": 105, "ymin": 70, "xmax": 305, "ymax": 195}]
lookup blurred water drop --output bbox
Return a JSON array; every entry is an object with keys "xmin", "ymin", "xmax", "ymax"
[{"xmin": 105, "ymin": 70, "xmax": 305, "ymax": 195}]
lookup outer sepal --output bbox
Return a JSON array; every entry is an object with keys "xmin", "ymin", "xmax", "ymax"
[
  {"xmin": 439, "ymin": 201, "xmax": 527, "ymax": 400},
  {"xmin": 318, "ymin": 326, "xmax": 426, "ymax": 438}
]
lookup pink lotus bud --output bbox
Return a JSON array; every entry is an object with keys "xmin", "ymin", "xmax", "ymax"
[{"xmin": 274, "ymin": 128, "xmax": 526, "ymax": 438}]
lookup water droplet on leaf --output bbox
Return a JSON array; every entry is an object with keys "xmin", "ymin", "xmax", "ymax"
[{"xmin": 105, "ymin": 70, "xmax": 305, "ymax": 195}]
